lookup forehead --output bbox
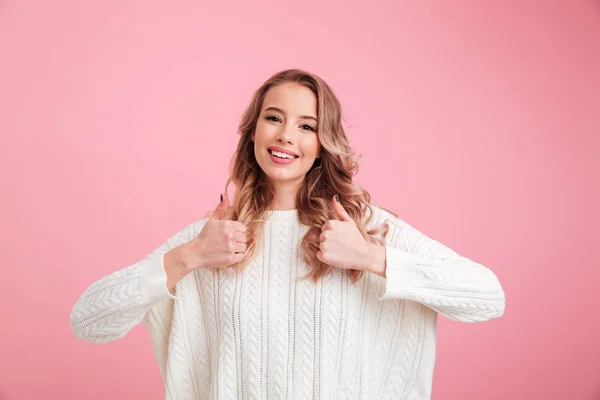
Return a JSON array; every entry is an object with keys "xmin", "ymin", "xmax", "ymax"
[{"xmin": 262, "ymin": 82, "xmax": 317, "ymax": 116}]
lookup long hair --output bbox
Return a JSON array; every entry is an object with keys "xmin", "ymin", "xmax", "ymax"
[{"xmin": 220, "ymin": 69, "xmax": 390, "ymax": 283}]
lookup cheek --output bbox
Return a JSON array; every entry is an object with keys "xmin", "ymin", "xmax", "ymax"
[
  {"xmin": 252, "ymin": 126, "xmax": 262, "ymax": 143},
  {"xmin": 301, "ymin": 136, "xmax": 321, "ymax": 159},
  {"xmin": 254, "ymin": 124, "xmax": 276, "ymax": 144}
]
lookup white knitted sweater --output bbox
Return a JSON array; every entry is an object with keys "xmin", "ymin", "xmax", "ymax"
[{"xmin": 70, "ymin": 205, "xmax": 505, "ymax": 400}]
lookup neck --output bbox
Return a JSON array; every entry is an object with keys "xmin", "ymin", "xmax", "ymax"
[{"xmin": 269, "ymin": 179, "xmax": 302, "ymax": 210}]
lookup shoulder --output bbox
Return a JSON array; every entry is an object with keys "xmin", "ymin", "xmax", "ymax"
[
  {"xmin": 366, "ymin": 204, "xmax": 461, "ymax": 257},
  {"xmin": 364, "ymin": 203, "xmax": 400, "ymax": 226},
  {"xmin": 364, "ymin": 203, "xmax": 420, "ymax": 234}
]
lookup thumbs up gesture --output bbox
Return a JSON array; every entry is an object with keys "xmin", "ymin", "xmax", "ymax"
[
  {"xmin": 316, "ymin": 195, "xmax": 375, "ymax": 271},
  {"xmin": 184, "ymin": 194, "xmax": 248, "ymax": 270}
]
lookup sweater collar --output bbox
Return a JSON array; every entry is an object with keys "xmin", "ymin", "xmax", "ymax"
[{"xmin": 265, "ymin": 209, "xmax": 299, "ymax": 221}]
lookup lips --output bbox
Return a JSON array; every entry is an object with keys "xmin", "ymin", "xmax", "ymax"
[
  {"xmin": 268, "ymin": 146, "xmax": 299, "ymax": 158},
  {"xmin": 268, "ymin": 150, "xmax": 298, "ymax": 165}
]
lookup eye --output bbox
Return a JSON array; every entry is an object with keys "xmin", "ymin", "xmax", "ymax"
[
  {"xmin": 301, "ymin": 124, "xmax": 315, "ymax": 132},
  {"xmin": 265, "ymin": 115, "xmax": 281, "ymax": 123}
]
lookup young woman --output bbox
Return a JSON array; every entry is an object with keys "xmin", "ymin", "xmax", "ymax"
[{"xmin": 70, "ymin": 69, "xmax": 505, "ymax": 400}]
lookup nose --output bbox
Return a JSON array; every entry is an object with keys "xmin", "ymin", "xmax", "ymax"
[{"xmin": 276, "ymin": 122, "xmax": 295, "ymax": 145}]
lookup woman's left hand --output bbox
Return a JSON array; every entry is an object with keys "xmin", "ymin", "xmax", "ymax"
[{"xmin": 317, "ymin": 195, "xmax": 381, "ymax": 272}]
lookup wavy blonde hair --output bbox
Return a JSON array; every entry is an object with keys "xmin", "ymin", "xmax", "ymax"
[{"xmin": 219, "ymin": 69, "xmax": 391, "ymax": 283}]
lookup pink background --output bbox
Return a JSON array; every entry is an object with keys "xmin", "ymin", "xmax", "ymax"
[{"xmin": 1, "ymin": 1, "xmax": 599, "ymax": 399}]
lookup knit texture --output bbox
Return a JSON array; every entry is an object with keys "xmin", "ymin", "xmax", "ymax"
[{"xmin": 70, "ymin": 205, "xmax": 505, "ymax": 400}]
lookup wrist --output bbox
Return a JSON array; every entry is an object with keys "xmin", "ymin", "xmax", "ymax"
[
  {"xmin": 363, "ymin": 243, "xmax": 387, "ymax": 278},
  {"xmin": 172, "ymin": 243, "xmax": 197, "ymax": 272},
  {"xmin": 164, "ymin": 245, "xmax": 193, "ymax": 292}
]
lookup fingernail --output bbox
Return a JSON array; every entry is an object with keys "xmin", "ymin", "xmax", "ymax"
[
  {"xmin": 335, "ymin": 194, "xmax": 340, "ymax": 202},
  {"xmin": 220, "ymin": 194, "xmax": 223, "ymax": 203}
]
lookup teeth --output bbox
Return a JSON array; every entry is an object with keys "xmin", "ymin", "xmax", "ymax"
[{"xmin": 271, "ymin": 150, "xmax": 295, "ymax": 159}]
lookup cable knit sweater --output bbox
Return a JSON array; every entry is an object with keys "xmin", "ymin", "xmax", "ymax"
[{"xmin": 70, "ymin": 204, "xmax": 505, "ymax": 400}]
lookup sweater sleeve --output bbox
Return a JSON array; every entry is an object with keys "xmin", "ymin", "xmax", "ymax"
[
  {"xmin": 378, "ymin": 216, "xmax": 505, "ymax": 323},
  {"xmin": 69, "ymin": 219, "xmax": 207, "ymax": 343}
]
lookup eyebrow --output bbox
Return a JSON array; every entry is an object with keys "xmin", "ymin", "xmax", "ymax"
[{"xmin": 264, "ymin": 106, "xmax": 317, "ymax": 122}]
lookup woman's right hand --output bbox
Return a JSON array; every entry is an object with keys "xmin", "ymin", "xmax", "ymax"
[{"xmin": 182, "ymin": 195, "xmax": 248, "ymax": 271}]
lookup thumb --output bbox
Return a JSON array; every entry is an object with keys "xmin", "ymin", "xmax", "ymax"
[
  {"xmin": 210, "ymin": 194, "xmax": 230, "ymax": 220},
  {"xmin": 332, "ymin": 194, "xmax": 352, "ymax": 222}
]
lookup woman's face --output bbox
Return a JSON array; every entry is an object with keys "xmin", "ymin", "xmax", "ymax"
[{"xmin": 252, "ymin": 82, "xmax": 321, "ymax": 187}]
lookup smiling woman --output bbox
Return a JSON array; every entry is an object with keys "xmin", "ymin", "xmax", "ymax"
[
  {"xmin": 70, "ymin": 69, "xmax": 506, "ymax": 400},
  {"xmin": 253, "ymin": 83, "xmax": 321, "ymax": 207},
  {"xmin": 222, "ymin": 70, "xmax": 393, "ymax": 284}
]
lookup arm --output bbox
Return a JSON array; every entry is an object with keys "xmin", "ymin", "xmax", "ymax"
[
  {"xmin": 364, "ymin": 217, "xmax": 505, "ymax": 323},
  {"xmin": 69, "ymin": 219, "xmax": 206, "ymax": 343}
]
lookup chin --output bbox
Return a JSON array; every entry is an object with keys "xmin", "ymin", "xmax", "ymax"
[
  {"xmin": 265, "ymin": 170, "xmax": 294, "ymax": 182},
  {"xmin": 263, "ymin": 167, "xmax": 303, "ymax": 183},
  {"xmin": 257, "ymin": 156, "xmax": 310, "ymax": 183}
]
